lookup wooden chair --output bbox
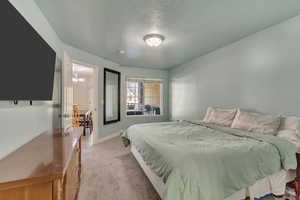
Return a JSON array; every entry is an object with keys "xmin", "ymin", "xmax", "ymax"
[
  {"xmin": 78, "ymin": 111, "xmax": 93, "ymax": 136},
  {"xmin": 72, "ymin": 105, "xmax": 80, "ymax": 127}
]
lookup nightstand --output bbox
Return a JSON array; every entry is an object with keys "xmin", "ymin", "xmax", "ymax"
[{"xmin": 295, "ymin": 152, "xmax": 300, "ymax": 200}]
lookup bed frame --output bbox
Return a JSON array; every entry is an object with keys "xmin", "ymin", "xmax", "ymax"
[{"xmin": 131, "ymin": 145, "xmax": 165, "ymax": 198}]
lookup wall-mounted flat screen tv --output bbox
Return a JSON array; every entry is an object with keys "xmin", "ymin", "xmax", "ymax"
[{"xmin": 1, "ymin": 1, "xmax": 56, "ymax": 100}]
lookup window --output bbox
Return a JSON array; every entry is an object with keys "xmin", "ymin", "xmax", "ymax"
[
  {"xmin": 126, "ymin": 78, "xmax": 162, "ymax": 116},
  {"xmin": 104, "ymin": 68, "xmax": 120, "ymax": 124}
]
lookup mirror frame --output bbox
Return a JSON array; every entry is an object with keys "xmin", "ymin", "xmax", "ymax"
[{"xmin": 103, "ymin": 68, "xmax": 121, "ymax": 125}]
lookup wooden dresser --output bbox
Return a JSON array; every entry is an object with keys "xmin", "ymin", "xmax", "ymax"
[{"xmin": 0, "ymin": 128, "xmax": 82, "ymax": 200}]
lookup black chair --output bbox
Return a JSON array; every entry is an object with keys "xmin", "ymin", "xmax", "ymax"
[
  {"xmin": 144, "ymin": 105, "xmax": 152, "ymax": 112},
  {"xmin": 86, "ymin": 112, "xmax": 93, "ymax": 135},
  {"xmin": 153, "ymin": 107, "xmax": 160, "ymax": 115},
  {"xmin": 79, "ymin": 111, "xmax": 93, "ymax": 136}
]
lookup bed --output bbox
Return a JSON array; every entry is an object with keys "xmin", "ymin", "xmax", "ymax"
[{"xmin": 125, "ymin": 120, "xmax": 298, "ymax": 200}]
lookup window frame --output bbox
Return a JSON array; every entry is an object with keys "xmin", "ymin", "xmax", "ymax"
[
  {"xmin": 103, "ymin": 68, "xmax": 121, "ymax": 125},
  {"xmin": 125, "ymin": 77, "xmax": 163, "ymax": 117}
]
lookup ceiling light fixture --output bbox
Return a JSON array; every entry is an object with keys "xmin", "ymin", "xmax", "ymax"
[
  {"xmin": 72, "ymin": 78, "xmax": 85, "ymax": 82},
  {"xmin": 143, "ymin": 33, "xmax": 165, "ymax": 47},
  {"xmin": 72, "ymin": 77, "xmax": 78, "ymax": 83}
]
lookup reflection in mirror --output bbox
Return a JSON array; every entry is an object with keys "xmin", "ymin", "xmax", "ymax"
[{"xmin": 104, "ymin": 68, "xmax": 120, "ymax": 125}]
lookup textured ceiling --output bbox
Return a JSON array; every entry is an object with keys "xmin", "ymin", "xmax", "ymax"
[{"xmin": 34, "ymin": 0, "xmax": 300, "ymax": 69}]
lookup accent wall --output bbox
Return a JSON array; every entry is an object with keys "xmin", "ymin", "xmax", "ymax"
[{"xmin": 169, "ymin": 15, "xmax": 300, "ymax": 120}]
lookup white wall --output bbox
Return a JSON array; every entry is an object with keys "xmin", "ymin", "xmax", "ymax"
[
  {"xmin": 73, "ymin": 80, "xmax": 90, "ymax": 108},
  {"xmin": 8, "ymin": 0, "xmax": 63, "ymax": 57},
  {"xmin": 1, "ymin": 0, "xmax": 169, "ymax": 159},
  {"xmin": 64, "ymin": 44, "xmax": 169, "ymax": 140},
  {"xmin": 0, "ymin": 0, "xmax": 64, "ymax": 160},
  {"xmin": 169, "ymin": 15, "xmax": 300, "ymax": 120}
]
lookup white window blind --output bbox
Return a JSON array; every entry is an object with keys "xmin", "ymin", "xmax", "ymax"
[{"xmin": 126, "ymin": 78, "xmax": 162, "ymax": 116}]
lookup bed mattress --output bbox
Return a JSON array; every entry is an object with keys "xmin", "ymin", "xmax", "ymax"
[{"xmin": 126, "ymin": 121, "xmax": 297, "ymax": 200}]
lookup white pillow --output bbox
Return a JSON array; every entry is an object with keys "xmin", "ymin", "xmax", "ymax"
[
  {"xmin": 277, "ymin": 130, "xmax": 300, "ymax": 151},
  {"xmin": 277, "ymin": 130, "xmax": 300, "ymax": 141},
  {"xmin": 203, "ymin": 107, "xmax": 213, "ymax": 122},
  {"xmin": 231, "ymin": 109, "xmax": 281, "ymax": 135},
  {"xmin": 203, "ymin": 107, "xmax": 237, "ymax": 127},
  {"xmin": 279, "ymin": 116, "xmax": 300, "ymax": 133}
]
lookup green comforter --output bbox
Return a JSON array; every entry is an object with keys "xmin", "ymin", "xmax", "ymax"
[{"xmin": 126, "ymin": 121, "xmax": 297, "ymax": 200}]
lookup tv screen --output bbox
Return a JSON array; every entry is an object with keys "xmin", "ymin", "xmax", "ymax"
[{"xmin": 1, "ymin": 1, "xmax": 56, "ymax": 100}]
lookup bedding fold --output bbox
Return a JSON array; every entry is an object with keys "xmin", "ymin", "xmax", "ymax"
[{"xmin": 126, "ymin": 121, "xmax": 297, "ymax": 200}]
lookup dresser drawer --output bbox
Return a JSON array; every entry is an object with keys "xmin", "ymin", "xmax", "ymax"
[
  {"xmin": 0, "ymin": 129, "xmax": 82, "ymax": 200},
  {"xmin": 0, "ymin": 181, "xmax": 52, "ymax": 200},
  {"xmin": 64, "ymin": 142, "xmax": 81, "ymax": 200}
]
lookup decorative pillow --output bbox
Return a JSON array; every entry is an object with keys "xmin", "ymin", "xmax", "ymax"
[
  {"xmin": 279, "ymin": 116, "xmax": 300, "ymax": 133},
  {"xmin": 231, "ymin": 109, "xmax": 281, "ymax": 135},
  {"xmin": 203, "ymin": 107, "xmax": 237, "ymax": 127}
]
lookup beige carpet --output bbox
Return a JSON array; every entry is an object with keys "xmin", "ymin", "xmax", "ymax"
[
  {"xmin": 77, "ymin": 136, "xmax": 286, "ymax": 200},
  {"xmin": 78, "ymin": 136, "xmax": 160, "ymax": 200}
]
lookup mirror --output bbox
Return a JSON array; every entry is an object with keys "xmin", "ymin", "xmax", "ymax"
[{"xmin": 104, "ymin": 68, "xmax": 120, "ymax": 125}]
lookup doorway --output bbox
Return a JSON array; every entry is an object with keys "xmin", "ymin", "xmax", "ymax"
[{"xmin": 72, "ymin": 61, "xmax": 99, "ymax": 146}]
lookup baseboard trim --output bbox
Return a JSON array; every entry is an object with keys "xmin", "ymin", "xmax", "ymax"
[{"xmin": 95, "ymin": 132, "xmax": 121, "ymax": 144}]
